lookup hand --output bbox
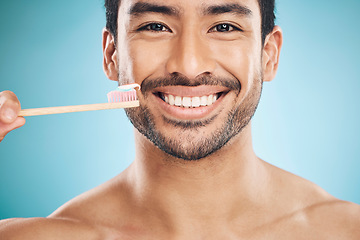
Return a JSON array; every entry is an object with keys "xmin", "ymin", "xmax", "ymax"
[{"xmin": 0, "ymin": 91, "xmax": 26, "ymax": 143}]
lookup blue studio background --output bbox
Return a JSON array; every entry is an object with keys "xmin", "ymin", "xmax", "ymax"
[{"xmin": 0, "ymin": 0, "xmax": 359, "ymax": 219}]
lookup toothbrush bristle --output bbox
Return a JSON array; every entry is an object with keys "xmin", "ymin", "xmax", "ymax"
[{"xmin": 107, "ymin": 90, "xmax": 138, "ymax": 103}]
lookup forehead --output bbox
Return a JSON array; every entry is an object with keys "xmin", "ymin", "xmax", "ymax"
[{"xmin": 121, "ymin": 0, "xmax": 261, "ymax": 18}]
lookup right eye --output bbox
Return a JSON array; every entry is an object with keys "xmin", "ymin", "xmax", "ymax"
[{"xmin": 137, "ymin": 23, "xmax": 172, "ymax": 32}]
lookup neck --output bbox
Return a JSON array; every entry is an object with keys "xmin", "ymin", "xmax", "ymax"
[{"xmin": 124, "ymin": 124, "xmax": 270, "ymax": 233}]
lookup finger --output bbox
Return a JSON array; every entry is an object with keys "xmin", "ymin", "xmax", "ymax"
[
  {"xmin": 0, "ymin": 91, "xmax": 22, "ymax": 124},
  {"xmin": 0, "ymin": 117, "xmax": 26, "ymax": 143}
]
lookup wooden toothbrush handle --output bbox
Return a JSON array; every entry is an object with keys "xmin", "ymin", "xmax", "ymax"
[{"xmin": 18, "ymin": 101, "xmax": 140, "ymax": 117}]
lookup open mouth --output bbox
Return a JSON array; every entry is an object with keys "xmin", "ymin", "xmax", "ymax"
[
  {"xmin": 150, "ymin": 86, "xmax": 232, "ymax": 120},
  {"xmin": 154, "ymin": 91, "xmax": 228, "ymax": 108}
]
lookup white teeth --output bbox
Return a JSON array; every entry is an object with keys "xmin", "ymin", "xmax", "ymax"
[
  {"xmin": 213, "ymin": 94, "xmax": 218, "ymax": 103},
  {"xmin": 200, "ymin": 96, "xmax": 208, "ymax": 106},
  {"xmin": 174, "ymin": 96, "xmax": 182, "ymax": 106},
  {"xmin": 192, "ymin": 97, "xmax": 201, "ymax": 108},
  {"xmin": 162, "ymin": 93, "xmax": 220, "ymax": 108},
  {"xmin": 182, "ymin": 97, "xmax": 191, "ymax": 108},
  {"xmin": 207, "ymin": 95, "xmax": 214, "ymax": 106},
  {"xmin": 169, "ymin": 94, "xmax": 175, "ymax": 105}
]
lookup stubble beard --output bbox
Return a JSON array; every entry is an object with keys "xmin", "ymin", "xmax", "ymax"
[{"xmin": 124, "ymin": 73, "xmax": 263, "ymax": 161}]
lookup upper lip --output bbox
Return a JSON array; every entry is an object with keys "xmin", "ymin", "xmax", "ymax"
[{"xmin": 152, "ymin": 85, "xmax": 230, "ymax": 97}]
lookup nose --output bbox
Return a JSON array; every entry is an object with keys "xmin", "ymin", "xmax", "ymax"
[{"xmin": 165, "ymin": 31, "xmax": 216, "ymax": 79}]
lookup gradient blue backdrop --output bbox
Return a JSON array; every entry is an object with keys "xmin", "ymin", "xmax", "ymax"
[{"xmin": 1, "ymin": 0, "xmax": 359, "ymax": 219}]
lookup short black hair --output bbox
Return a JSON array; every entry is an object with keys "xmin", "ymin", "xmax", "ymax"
[{"xmin": 105, "ymin": 0, "xmax": 276, "ymax": 44}]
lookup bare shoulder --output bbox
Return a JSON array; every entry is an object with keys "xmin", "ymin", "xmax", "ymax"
[
  {"xmin": 303, "ymin": 198, "xmax": 360, "ymax": 238},
  {"xmin": 47, "ymin": 176, "xmax": 134, "ymax": 237},
  {"xmin": 49, "ymin": 176, "xmax": 129, "ymax": 225},
  {"xmin": 0, "ymin": 176, "xmax": 131, "ymax": 240},
  {"xmin": 0, "ymin": 217, "xmax": 101, "ymax": 240},
  {"xmin": 265, "ymin": 161, "xmax": 360, "ymax": 238}
]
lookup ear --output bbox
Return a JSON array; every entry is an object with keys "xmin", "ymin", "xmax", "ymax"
[
  {"xmin": 102, "ymin": 28, "xmax": 118, "ymax": 81},
  {"xmin": 262, "ymin": 26, "xmax": 283, "ymax": 82}
]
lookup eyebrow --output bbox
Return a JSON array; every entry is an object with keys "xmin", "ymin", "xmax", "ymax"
[
  {"xmin": 203, "ymin": 3, "xmax": 253, "ymax": 17},
  {"xmin": 129, "ymin": 2, "xmax": 179, "ymax": 17}
]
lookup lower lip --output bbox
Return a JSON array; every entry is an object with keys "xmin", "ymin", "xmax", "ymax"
[{"xmin": 153, "ymin": 93, "xmax": 226, "ymax": 120}]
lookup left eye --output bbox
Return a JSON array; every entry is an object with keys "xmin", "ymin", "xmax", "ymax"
[
  {"xmin": 210, "ymin": 24, "xmax": 240, "ymax": 33},
  {"xmin": 137, "ymin": 23, "xmax": 171, "ymax": 32},
  {"xmin": 148, "ymin": 23, "xmax": 166, "ymax": 31}
]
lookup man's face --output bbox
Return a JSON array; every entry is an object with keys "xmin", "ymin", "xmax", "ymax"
[{"xmin": 117, "ymin": 0, "xmax": 264, "ymax": 160}]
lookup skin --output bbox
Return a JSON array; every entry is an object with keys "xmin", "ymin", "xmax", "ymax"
[{"xmin": 1, "ymin": 0, "xmax": 360, "ymax": 239}]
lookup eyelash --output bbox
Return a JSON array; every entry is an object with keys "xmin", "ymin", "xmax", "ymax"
[
  {"xmin": 209, "ymin": 23, "xmax": 242, "ymax": 33},
  {"xmin": 136, "ymin": 22, "xmax": 172, "ymax": 33},
  {"xmin": 136, "ymin": 22, "xmax": 242, "ymax": 33}
]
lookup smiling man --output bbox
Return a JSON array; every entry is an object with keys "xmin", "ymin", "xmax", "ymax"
[{"xmin": 0, "ymin": 0, "xmax": 359, "ymax": 239}]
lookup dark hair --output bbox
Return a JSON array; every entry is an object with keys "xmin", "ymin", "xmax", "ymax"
[
  {"xmin": 105, "ymin": 0, "xmax": 275, "ymax": 44},
  {"xmin": 259, "ymin": 0, "xmax": 276, "ymax": 43}
]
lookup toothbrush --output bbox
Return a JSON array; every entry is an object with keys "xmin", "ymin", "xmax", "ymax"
[{"xmin": 18, "ymin": 83, "xmax": 140, "ymax": 117}]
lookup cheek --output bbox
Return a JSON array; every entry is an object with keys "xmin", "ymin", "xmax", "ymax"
[
  {"xmin": 129, "ymin": 40, "xmax": 170, "ymax": 84},
  {"xmin": 211, "ymin": 41, "xmax": 261, "ymax": 96}
]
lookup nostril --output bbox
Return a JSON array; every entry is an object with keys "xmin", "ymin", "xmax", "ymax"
[{"xmin": 165, "ymin": 49, "xmax": 216, "ymax": 79}]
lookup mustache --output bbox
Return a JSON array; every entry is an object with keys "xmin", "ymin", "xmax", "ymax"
[{"xmin": 140, "ymin": 74, "xmax": 241, "ymax": 95}]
